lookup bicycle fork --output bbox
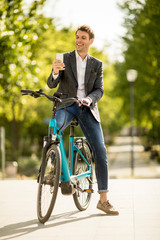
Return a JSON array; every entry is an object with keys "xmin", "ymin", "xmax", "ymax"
[{"xmin": 37, "ymin": 118, "xmax": 59, "ymax": 184}]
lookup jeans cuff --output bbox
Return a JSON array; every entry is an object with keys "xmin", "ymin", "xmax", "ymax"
[{"xmin": 98, "ymin": 189, "xmax": 109, "ymax": 193}]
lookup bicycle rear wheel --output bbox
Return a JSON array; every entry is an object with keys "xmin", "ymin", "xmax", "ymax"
[
  {"xmin": 73, "ymin": 141, "xmax": 93, "ymax": 211},
  {"xmin": 37, "ymin": 144, "xmax": 61, "ymax": 223}
]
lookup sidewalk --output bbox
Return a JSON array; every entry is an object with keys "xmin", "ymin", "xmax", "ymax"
[
  {"xmin": 0, "ymin": 179, "xmax": 160, "ymax": 240},
  {"xmin": 108, "ymin": 136, "xmax": 160, "ymax": 179},
  {"xmin": 0, "ymin": 136, "xmax": 160, "ymax": 240}
]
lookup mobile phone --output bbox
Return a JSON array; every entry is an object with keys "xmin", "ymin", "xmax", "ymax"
[
  {"xmin": 81, "ymin": 100, "xmax": 90, "ymax": 107},
  {"xmin": 56, "ymin": 53, "xmax": 63, "ymax": 63}
]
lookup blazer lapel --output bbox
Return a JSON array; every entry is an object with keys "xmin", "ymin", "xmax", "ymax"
[
  {"xmin": 85, "ymin": 55, "xmax": 92, "ymax": 85},
  {"xmin": 69, "ymin": 50, "xmax": 77, "ymax": 81}
]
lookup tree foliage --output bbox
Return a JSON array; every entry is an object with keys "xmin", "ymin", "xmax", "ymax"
[
  {"xmin": 0, "ymin": 0, "xmax": 53, "ymax": 160},
  {"xmin": 114, "ymin": 0, "xmax": 160, "ymax": 141}
]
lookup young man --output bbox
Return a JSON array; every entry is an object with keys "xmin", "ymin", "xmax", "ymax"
[{"xmin": 47, "ymin": 25, "xmax": 119, "ymax": 215}]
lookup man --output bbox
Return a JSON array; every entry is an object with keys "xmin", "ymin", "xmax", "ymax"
[{"xmin": 47, "ymin": 25, "xmax": 119, "ymax": 215}]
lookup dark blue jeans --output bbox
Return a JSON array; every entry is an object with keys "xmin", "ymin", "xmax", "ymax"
[{"xmin": 56, "ymin": 103, "xmax": 108, "ymax": 193}]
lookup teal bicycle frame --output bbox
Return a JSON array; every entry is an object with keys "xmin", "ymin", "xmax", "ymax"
[{"xmin": 49, "ymin": 117, "xmax": 92, "ymax": 187}]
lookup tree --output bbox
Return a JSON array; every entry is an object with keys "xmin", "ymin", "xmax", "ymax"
[
  {"xmin": 0, "ymin": 0, "xmax": 53, "ymax": 160},
  {"xmin": 113, "ymin": 0, "xmax": 160, "ymax": 141}
]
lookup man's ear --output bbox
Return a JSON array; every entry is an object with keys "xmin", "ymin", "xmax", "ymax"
[{"xmin": 90, "ymin": 38, "xmax": 94, "ymax": 45}]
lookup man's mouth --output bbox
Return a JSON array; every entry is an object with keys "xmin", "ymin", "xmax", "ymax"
[{"xmin": 77, "ymin": 44, "xmax": 83, "ymax": 47}]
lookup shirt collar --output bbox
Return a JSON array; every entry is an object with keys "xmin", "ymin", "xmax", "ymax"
[{"xmin": 75, "ymin": 50, "xmax": 88, "ymax": 62}]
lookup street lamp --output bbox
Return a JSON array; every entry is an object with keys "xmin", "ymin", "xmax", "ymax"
[{"xmin": 126, "ymin": 69, "xmax": 138, "ymax": 176}]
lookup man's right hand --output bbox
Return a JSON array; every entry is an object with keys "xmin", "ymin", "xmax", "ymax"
[{"xmin": 52, "ymin": 59, "xmax": 65, "ymax": 75}]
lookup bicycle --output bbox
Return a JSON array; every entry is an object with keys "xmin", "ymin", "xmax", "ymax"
[{"xmin": 21, "ymin": 89, "xmax": 94, "ymax": 223}]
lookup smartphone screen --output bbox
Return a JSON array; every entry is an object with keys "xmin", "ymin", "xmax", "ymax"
[{"xmin": 56, "ymin": 53, "xmax": 63, "ymax": 63}]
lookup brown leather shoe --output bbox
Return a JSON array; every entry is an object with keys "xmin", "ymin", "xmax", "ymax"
[{"xmin": 97, "ymin": 200, "xmax": 119, "ymax": 215}]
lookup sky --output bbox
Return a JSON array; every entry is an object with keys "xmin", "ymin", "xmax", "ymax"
[{"xmin": 43, "ymin": 0, "xmax": 126, "ymax": 62}]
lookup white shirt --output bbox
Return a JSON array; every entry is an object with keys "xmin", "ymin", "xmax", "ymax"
[{"xmin": 75, "ymin": 50, "xmax": 87, "ymax": 99}]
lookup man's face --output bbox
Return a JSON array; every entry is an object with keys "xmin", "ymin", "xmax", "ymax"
[{"xmin": 75, "ymin": 30, "xmax": 94, "ymax": 53}]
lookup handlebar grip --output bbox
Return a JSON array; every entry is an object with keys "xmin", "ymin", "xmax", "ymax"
[
  {"xmin": 21, "ymin": 89, "xmax": 41, "ymax": 98},
  {"xmin": 21, "ymin": 89, "xmax": 35, "ymax": 94}
]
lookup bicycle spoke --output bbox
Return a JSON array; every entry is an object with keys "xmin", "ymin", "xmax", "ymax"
[{"xmin": 73, "ymin": 141, "xmax": 93, "ymax": 211}]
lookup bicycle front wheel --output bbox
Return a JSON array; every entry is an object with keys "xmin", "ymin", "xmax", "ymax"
[
  {"xmin": 37, "ymin": 144, "xmax": 61, "ymax": 223},
  {"xmin": 73, "ymin": 141, "xmax": 93, "ymax": 211}
]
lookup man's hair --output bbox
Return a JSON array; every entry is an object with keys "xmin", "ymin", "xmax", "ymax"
[{"xmin": 76, "ymin": 25, "xmax": 95, "ymax": 39}]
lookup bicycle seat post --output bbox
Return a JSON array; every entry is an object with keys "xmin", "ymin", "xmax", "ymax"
[
  {"xmin": 70, "ymin": 124, "xmax": 74, "ymax": 138},
  {"xmin": 70, "ymin": 119, "xmax": 78, "ymax": 137},
  {"xmin": 68, "ymin": 119, "xmax": 77, "ymax": 176}
]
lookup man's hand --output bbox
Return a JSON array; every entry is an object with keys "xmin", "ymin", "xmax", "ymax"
[
  {"xmin": 79, "ymin": 97, "xmax": 92, "ymax": 107},
  {"xmin": 52, "ymin": 59, "xmax": 65, "ymax": 75}
]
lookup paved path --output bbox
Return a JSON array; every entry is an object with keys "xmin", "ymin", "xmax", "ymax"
[
  {"xmin": 0, "ymin": 179, "xmax": 160, "ymax": 240},
  {"xmin": 0, "ymin": 136, "xmax": 160, "ymax": 240},
  {"xmin": 108, "ymin": 136, "xmax": 160, "ymax": 178}
]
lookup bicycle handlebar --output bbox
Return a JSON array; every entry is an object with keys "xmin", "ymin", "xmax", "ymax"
[{"xmin": 21, "ymin": 89, "xmax": 79, "ymax": 104}]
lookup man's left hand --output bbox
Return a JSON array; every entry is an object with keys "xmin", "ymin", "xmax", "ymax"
[{"xmin": 79, "ymin": 97, "xmax": 92, "ymax": 107}]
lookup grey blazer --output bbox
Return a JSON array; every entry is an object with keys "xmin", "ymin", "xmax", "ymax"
[{"xmin": 47, "ymin": 50, "xmax": 104, "ymax": 122}]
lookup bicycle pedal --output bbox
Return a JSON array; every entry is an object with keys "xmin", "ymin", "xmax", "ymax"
[
  {"xmin": 43, "ymin": 179, "xmax": 54, "ymax": 186},
  {"xmin": 43, "ymin": 180, "xmax": 50, "ymax": 184},
  {"xmin": 83, "ymin": 189, "xmax": 94, "ymax": 193}
]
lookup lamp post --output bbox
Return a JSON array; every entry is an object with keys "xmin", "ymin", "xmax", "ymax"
[
  {"xmin": 0, "ymin": 127, "xmax": 5, "ymax": 179},
  {"xmin": 126, "ymin": 69, "xmax": 138, "ymax": 176}
]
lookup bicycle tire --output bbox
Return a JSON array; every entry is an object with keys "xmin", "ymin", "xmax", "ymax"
[
  {"xmin": 37, "ymin": 144, "xmax": 61, "ymax": 223},
  {"xmin": 73, "ymin": 141, "xmax": 93, "ymax": 211}
]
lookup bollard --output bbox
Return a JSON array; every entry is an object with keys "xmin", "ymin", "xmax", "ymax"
[
  {"xmin": 6, "ymin": 161, "xmax": 18, "ymax": 178},
  {"xmin": 0, "ymin": 127, "xmax": 5, "ymax": 179}
]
